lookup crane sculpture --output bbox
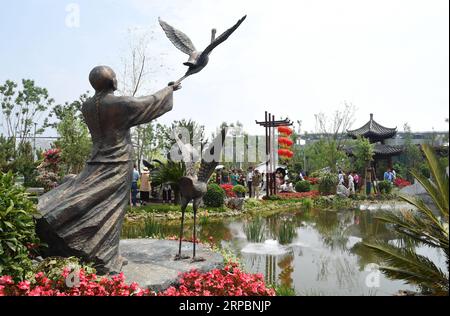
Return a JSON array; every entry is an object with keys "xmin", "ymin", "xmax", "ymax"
[
  {"xmin": 172, "ymin": 128, "xmax": 227, "ymax": 262},
  {"xmin": 159, "ymin": 15, "xmax": 247, "ymax": 84}
]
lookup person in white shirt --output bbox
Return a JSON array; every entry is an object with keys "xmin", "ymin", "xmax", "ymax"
[
  {"xmin": 348, "ymin": 172, "xmax": 355, "ymax": 195},
  {"xmin": 338, "ymin": 170, "xmax": 345, "ymax": 185},
  {"xmin": 246, "ymin": 167, "xmax": 254, "ymax": 198}
]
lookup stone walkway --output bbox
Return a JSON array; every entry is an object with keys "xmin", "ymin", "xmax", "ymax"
[{"xmin": 119, "ymin": 239, "xmax": 223, "ymax": 291}]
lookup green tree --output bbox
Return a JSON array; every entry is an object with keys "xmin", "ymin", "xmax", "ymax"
[
  {"xmin": 48, "ymin": 94, "xmax": 92, "ymax": 175},
  {"xmin": 363, "ymin": 144, "xmax": 449, "ymax": 295},
  {"xmin": 0, "ymin": 79, "xmax": 54, "ymax": 149},
  {"xmin": 0, "ymin": 80, "xmax": 54, "ymax": 184},
  {"xmin": 305, "ymin": 103, "xmax": 355, "ymax": 173},
  {"xmin": 401, "ymin": 123, "xmax": 424, "ymax": 182},
  {"xmin": 158, "ymin": 119, "xmax": 206, "ymax": 157}
]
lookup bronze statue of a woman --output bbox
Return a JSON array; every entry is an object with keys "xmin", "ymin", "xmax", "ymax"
[{"xmin": 36, "ymin": 66, "xmax": 181, "ymax": 274}]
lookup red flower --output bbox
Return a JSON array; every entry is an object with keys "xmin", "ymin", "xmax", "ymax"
[
  {"xmin": 220, "ymin": 184, "xmax": 237, "ymax": 198},
  {"xmin": 394, "ymin": 177, "xmax": 411, "ymax": 188}
]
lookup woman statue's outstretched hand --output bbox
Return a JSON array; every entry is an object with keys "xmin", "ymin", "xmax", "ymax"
[{"xmin": 168, "ymin": 81, "xmax": 182, "ymax": 91}]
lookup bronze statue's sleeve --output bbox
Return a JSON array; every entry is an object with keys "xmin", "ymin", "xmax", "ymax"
[{"xmin": 126, "ymin": 86, "xmax": 173, "ymax": 127}]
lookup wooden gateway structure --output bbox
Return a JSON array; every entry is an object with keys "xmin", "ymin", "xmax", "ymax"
[
  {"xmin": 256, "ymin": 112, "xmax": 294, "ymax": 197},
  {"xmin": 346, "ymin": 113, "xmax": 403, "ymax": 177}
]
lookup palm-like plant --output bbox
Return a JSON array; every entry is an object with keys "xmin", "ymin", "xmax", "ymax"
[
  {"xmin": 363, "ymin": 144, "xmax": 449, "ymax": 295},
  {"xmin": 150, "ymin": 159, "xmax": 186, "ymax": 205}
]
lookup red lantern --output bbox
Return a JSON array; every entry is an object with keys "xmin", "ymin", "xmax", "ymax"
[
  {"xmin": 278, "ymin": 137, "xmax": 293, "ymax": 147},
  {"xmin": 278, "ymin": 149, "xmax": 294, "ymax": 158},
  {"xmin": 277, "ymin": 126, "xmax": 293, "ymax": 136}
]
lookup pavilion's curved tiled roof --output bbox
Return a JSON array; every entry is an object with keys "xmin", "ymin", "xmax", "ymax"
[
  {"xmin": 345, "ymin": 143, "xmax": 403, "ymax": 157},
  {"xmin": 347, "ymin": 114, "xmax": 397, "ymax": 140},
  {"xmin": 373, "ymin": 143, "xmax": 403, "ymax": 156}
]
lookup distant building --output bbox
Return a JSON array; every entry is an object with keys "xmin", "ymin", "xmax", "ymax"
[{"xmin": 346, "ymin": 113, "xmax": 403, "ymax": 169}]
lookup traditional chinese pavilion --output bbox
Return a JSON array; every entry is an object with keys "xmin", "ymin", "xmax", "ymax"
[{"xmin": 347, "ymin": 113, "xmax": 403, "ymax": 176}]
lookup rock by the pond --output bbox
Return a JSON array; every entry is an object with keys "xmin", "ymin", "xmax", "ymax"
[
  {"xmin": 119, "ymin": 239, "xmax": 223, "ymax": 291},
  {"xmin": 225, "ymin": 197, "xmax": 245, "ymax": 211}
]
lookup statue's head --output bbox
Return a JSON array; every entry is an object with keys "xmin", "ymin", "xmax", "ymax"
[{"xmin": 89, "ymin": 66, "xmax": 118, "ymax": 92}]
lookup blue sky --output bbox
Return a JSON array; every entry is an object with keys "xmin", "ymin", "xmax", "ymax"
[{"xmin": 1, "ymin": 0, "xmax": 449, "ymax": 137}]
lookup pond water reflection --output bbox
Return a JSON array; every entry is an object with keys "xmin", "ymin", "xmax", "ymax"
[{"xmin": 122, "ymin": 208, "xmax": 446, "ymax": 296}]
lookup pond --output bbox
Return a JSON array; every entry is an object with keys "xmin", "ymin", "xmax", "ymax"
[{"xmin": 122, "ymin": 207, "xmax": 447, "ymax": 296}]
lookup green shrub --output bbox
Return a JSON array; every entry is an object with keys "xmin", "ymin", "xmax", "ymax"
[
  {"xmin": 295, "ymin": 180, "xmax": 311, "ymax": 193},
  {"xmin": 318, "ymin": 173, "xmax": 337, "ymax": 195},
  {"xmin": 232, "ymin": 185, "xmax": 247, "ymax": 194},
  {"xmin": 244, "ymin": 198, "xmax": 263, "ymax": 209},
  {"xmin": 203, "ymin": 184, "xmax": 226, "ymax": 207},
  {"xmin": 377, "ymin": 180, "xmax": 393, "ymax": 194},
  {"xmin": 0, "ymin": 172, "xmax": 41, "ymax": 281}
]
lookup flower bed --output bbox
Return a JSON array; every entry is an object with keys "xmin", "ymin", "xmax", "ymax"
[
  {"xmin": 276, "ymin": 190, "xmax": 320, "ymax": 200},
  {"xmin": 1, "ymin": 264, "xmax": 274, "ymax": 297},
  {"xmin": 160, "ymin": 264, "xmax": 275, "ymax": 296}
]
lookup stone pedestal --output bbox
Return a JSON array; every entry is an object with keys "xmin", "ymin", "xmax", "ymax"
[{"xmin": 119, "ymin": 239, "xmax": 223, "ymax": 291}]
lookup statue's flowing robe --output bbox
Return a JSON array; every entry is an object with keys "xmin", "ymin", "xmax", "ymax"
[{"xmin": 37, "ymin": 87, "xmax": 173, "ymax": 274}]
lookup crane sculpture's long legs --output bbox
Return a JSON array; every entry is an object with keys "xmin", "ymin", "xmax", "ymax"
[
  {"xmin": 191, "ymin": 198, "xmax": 205, "ymax": 263},
  {"xmin": 175, "ymin": 197, "xmax": 190, "ymax": 261}
]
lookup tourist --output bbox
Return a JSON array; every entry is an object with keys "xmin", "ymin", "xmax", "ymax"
[
  {"xmin": 238, "ymin": 170, "xmax": 246, "ymax": 186},
  {"xmin": 391, "ymin": 168, "xmax": 397, "ymax": 181},
  {"xmin": 162, "ymin": 183, "xmax": 172, "ymax": 204},
  {"xmin": 384, "ymin": 167, "xmax": 393, "ymax": 183},
  {"xmin": 338, "ymin": 170, "xmax": 345, "ymax": 185},
  {"xmin": 348, "ymin": 171, "xmax": 355, "ymax": 196},
  {"xmin": 131, "ymin": 164, "xmax": 140, "ymax": 207},
  {"xmin": 299, "ymin": 170, "xmax": 305, "ymax": 181},
  {"xmin": 246, "ymin": 167, "xmax": 254, "ymax": 198},
  {"xmin": 231, "ymin": 170, "xmax": 239, "ymax": 186},
  {"xmin": 139, "ymin": 166, "xmax": 151, "ymax": 205},
  {"xmin": 221, "ymin": 168, "xmax": 230, "ymax": 184},
  {"xmin": 253, "ymin": 170, "xmax": 262, "ymax": 198},
  {"xmin": 353, "ymin": 171, "xmax": 360, "ymax": 191},
  {"xmin": 215, "ymin": 171, "xmax": 221, "ymax": 185},
  {"xmin": 366, "ymin": 167, "xmax": 373, "ymax": 195},
  {"xmin": 280, "ymin": 180, "xmax": 295, "ymax": 193}
]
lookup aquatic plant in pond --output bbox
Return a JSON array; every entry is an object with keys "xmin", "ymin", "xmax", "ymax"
[
  {"xmin": 244, "ymin": 216, "xmax": 266, "ymax": 243},
  {"xmin": 121, "ymin": 217, "xmax": 165, "ymax": 239},
  {"xmin": 277, "ymin": 220, "xmax": 297, "ymax": 245}
]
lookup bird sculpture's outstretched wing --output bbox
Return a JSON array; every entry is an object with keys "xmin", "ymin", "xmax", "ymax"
[
  {"xmin": 159, "ymin": 18, "xmax": 196, "ymax": 55},
  {"xmin": 197, "ymin": 128, "xmax": 227, "ymax": 183},
  {"xmin": 203, "ymin": 15, "xmax": 247, "ymax": 56}
]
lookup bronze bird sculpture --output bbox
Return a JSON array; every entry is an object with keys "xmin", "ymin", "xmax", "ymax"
[
  {"xmin": 174, "ymin": 128, "xmax": 227, "ymax": 262},
  {"xmin": 159, "ymin": 15, "xmax": 247, "ymax": 83}
]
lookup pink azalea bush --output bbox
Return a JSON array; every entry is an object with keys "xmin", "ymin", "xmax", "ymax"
[
  {"xmin": 160, "ymin": 264, "xmax": 275, "ymax": 296},
  {"xmin": 0, "ymin": 269, "xmax": 150, "ymax": 296}
]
